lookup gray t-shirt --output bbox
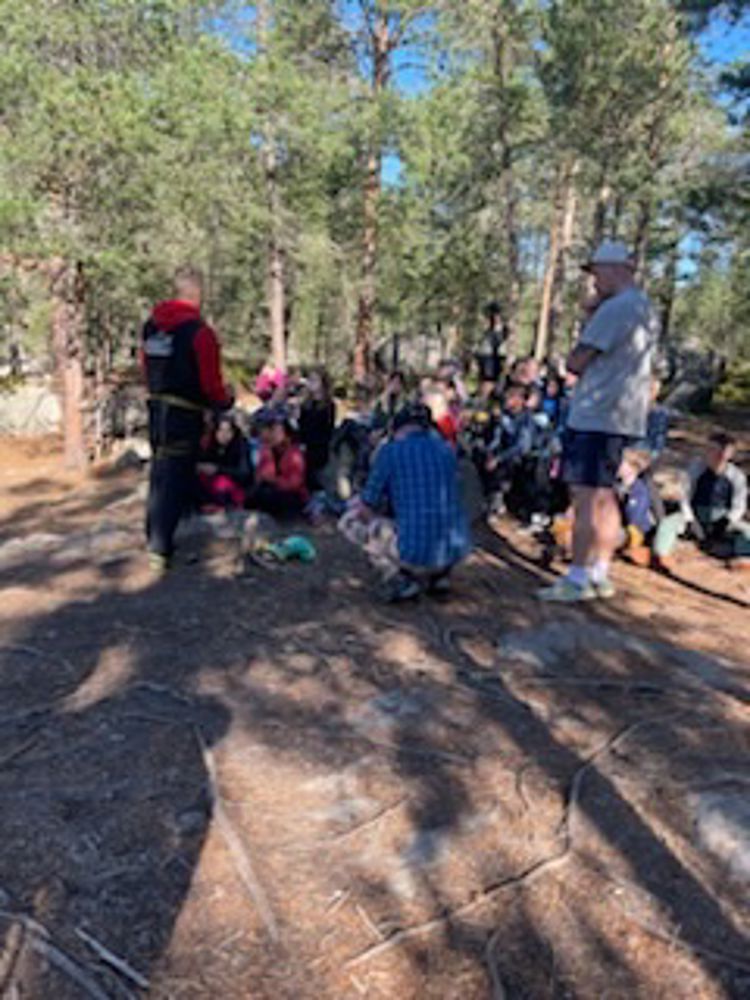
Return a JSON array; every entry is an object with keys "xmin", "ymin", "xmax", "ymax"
[{"xmin": 568, "ymin": 286, "xmax": 658, "ymax": 437}]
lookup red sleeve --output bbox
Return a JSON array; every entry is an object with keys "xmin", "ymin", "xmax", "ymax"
[
  {"xmin": 277, "ymin": 447, "xmax": 306, "ymax": 493},
  {"xmin": 193, "ymin": 325, "xmax": 232, "ymax": 407},
  {"xmin": 437, "ymin": 414, "xmax": 458, "ymax": 447}
]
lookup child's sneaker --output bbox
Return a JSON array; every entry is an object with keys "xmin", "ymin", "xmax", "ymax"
[
  {"xmin": 384, "ymin": 573, "xmax": 422, "ymax": 603},
  {"xmin": 624, "ymin": 545, "xmax": 652, "ymax": 568},
  {"xmin": 593, "ymin": 578, "xmax": 616, "ymax": 599},
  {"xmin": 537, "ymin": 578, "xmax": 596, "ymax": 603},
  {"xmin": 148, "ymin": 552, "xmax": 171, "ymax": 576}
]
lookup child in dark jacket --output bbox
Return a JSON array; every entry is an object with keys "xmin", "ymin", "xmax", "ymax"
[
  {"xmin": 299, "ymin": 370, "xmax": 336, "ymax": 492},
  {"xmin": 484, "ymin": 385, "xmax": 536, "ymax": 512},
  {"xmin": 197, "ymin": 415, "xmax": 252, "ymax": 510}
]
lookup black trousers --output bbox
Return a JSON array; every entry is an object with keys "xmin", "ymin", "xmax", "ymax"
[
  {"xmin": 146, "ymin": 451, "xmax": 199, "ymax": 557},
  {"xmin": 146, "ymin": 400, "xmax": 202, "ymax": 558},
  {"xmin": 247, "ymin": 482, "xmax": 305, "ymax": 518}
]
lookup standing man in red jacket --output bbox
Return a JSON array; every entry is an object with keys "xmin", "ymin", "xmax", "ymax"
[{"xmin": 142, "ymin": 266, "xmax": 233, "ymax": 572}]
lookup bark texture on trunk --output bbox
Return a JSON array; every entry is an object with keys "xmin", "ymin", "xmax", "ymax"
[
  {"xmin": 633, "ymin": 197, "xmax": 652, "ymax": 284},
  {"xmin": 258, "ymin": 0, "xmax": 287, "ymax": 373},
  {"xmin": 491, "ymin": 9, "xmax": 521, "ymax": 356},
  {"xmin": 535, "ymin": 162, "xmax": 578, "ymax": 361},
  {"xmin": 535, "ymin": 202, "xmax": 561, "ymax": 362},
  {"xmin": 592, "ymin": 177, "xmax": 611, "ymax": 247},
  {"xmin": 50, "ymin": 258, "xmax": 87, "ymax": 470},
  {"xmin": 551, "ymin": 165, "xmax": 579, "ymax": 353},
  {"xmin": 659, "ymin": 238, "xmax": 680, "ymax": 341},
  {"xmin": 355, "ymin": 148, "xmax": 380, "ymax": 382},
  {"xmin": 354, "ymin": 14, "xmax": 390, "ymax": 383}
]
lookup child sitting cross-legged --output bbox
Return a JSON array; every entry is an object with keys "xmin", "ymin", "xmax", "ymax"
[
  {"xmin": 247, "ymin": 409, "xmax": 309, "ymax": 517},
  {"xmin": 484, "ymin": 385, "xmax": 537, "ymax": 515},
  {"xmin": 197, "ymin": 414, "xmax": 252, "ymax": 511},
  {"xmin": 616, "ymin": 448, "xmax": 662, "ymax": 567},
  {"xmin": 653, "ymin": 431, "xmax": 750, "ymax": 572}
]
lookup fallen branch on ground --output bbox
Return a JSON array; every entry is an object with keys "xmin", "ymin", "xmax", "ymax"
[
  {"xmin": 0, "ymin": 911, "xmax": 111, "ymax": 1000},
  {"xmin": 355, "ymin": 903, "xmax": 385, "ymax": 943},
  {"xmin": 75, "ymin": 927, "xmax": 149, "ymax": 990},
  {"xmin": 0, "ymin": 736, "xmax": 38, "ymax": 769},
  {"xmin": 195, "ymin": 731, "xmax": 280, "ymax": 943},
  {"xmin": 0, "ymin": 917, "xmax": 26, "ymax": 995}
]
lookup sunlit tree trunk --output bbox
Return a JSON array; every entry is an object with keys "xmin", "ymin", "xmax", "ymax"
[
  {"xmin": 536, "ymin": 161, "xmax": 578, "ymax": 360},
  {"xmin": 491, "ymin": 9, "xmax": 521, "ymax": 355},
  {"xmin": 535, "ymin": 195, "xmax": 561, "ymax": 362},
  {"xmin": 258, "ymin": 0, "xmax": 287, "ymax": 372},
  {"xmin": 50, "ymin": 259, "xmax": 87, "ymax": 470},
  {"xmin": 354, "ymin": 14, "xmax": 390, "ymax": 383}
]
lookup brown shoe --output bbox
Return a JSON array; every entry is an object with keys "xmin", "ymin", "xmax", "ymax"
[{"xmin": 625, "ymin": 545, "xmax": 652, "ymax": 568}]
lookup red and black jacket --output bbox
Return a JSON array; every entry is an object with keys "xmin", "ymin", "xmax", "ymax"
[{"xmin": 142, "ymin": 300, "xmax": 232, "ymax": 409}]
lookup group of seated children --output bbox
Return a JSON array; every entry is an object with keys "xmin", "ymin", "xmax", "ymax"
[
  {"xmin": 194, "ymin": 358, "xmax": 748, "ymax": 597},
  {"xmin": 549, "ymin": 430, "xmax": 749, "ymax": 573}
]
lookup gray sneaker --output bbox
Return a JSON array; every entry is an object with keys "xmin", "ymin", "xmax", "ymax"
[
  {"xmin": 537, "ymin": 578, "xmax": 596, "ymax": 603},
  {"xmin": 593, "ymin": 579, "xmax": 616, "ymax": 599}
]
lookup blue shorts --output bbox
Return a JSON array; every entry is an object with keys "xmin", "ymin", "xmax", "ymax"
[{"xmin": 562, "ymin": 429, "xmax": 629, "ymax": 489}]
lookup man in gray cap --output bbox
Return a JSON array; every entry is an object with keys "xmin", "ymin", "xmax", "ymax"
[{"xmin": 539, "ymin": 240, "xmax": 659, "ymax": 602}]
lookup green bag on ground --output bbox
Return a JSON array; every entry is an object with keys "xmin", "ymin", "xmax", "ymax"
[{"xmin": 266, "ymin": 535, "xmax": 317, "ymax": 563}]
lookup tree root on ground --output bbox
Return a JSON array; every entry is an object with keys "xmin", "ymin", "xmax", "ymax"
[{"xmin": 345, "ymin": 716, "xmax": 682, "ymax": 970}]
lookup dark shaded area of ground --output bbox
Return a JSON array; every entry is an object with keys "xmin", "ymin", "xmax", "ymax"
[{"xmin": 0, "ymin": 427, "xmax": 748, "ymax": 999}]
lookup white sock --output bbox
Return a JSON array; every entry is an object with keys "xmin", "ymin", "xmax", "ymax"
[
  {"xmin": 566, "ymin": 565, "xmax": 590, "ymax": 589},
  {"xmin": 589, "ymin": 559, "xmax": 610, "ymax": 585}
]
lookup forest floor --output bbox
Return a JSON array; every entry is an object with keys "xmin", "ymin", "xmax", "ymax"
[{"xmin": 0, "ymin": 416, "xmax": 748, "ymax": 1000}]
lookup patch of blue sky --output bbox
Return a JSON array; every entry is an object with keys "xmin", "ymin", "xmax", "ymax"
[
  {"xmin": 699, "ymin": 11, "xmax": 750, "ymax": 66},
  {"xmin": 382, "ymin": 153, "xmax": 404, "ymax": 186}
]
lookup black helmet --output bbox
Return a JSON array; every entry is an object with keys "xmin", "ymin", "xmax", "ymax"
[{"xmin": 393, "ymin": 402, "xmax": 432, "ymax": 433}]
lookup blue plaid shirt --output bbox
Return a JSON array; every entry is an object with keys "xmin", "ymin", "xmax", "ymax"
[{"xmin": 362, "ymin": 429, "xmax": 471, "ymax": 569}]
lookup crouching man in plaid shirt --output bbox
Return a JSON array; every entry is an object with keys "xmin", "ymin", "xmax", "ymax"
[{"xmin": 344, "ymin": 402, "xmax": 472, "ymax": 602}]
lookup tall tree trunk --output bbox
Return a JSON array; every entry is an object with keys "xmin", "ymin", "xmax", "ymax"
[
  {"xmin": 50, "ymin": 259, "xmax": 87, "ymax": 470},
  {"xmin": 633, "ymin": 197, "xmax": 652, "ymax": 283},
  {"xmin": 267, "ymin": 204, "xmax": 286, "ymax": 371},
  {"xmin": 354, "ymin": 16, "xmax": 390, "ymax": 383},
  {"xmin": 659, "ymin": 238, "xmax": 680, "ymax": 342},
  {"xmin": 534, "ymin": 182, "xmax": 562, "ymax": 362},
  {"xmin": 503, "ymin": 169, "xmax": 522, "ymax": 355},
  {"xmin": 492, "ymin": 9, "xmax": 521, "ymax": 355},
  {"xmin": 355, "ymin": 148, "xmax": 380, "ymax": 381},
  {"xmin": 536, "ymin": 161, "xmax": 578, "ymax": 361},
  {"xmin": 258, "ymin": 0, "xmax": 286, "ymax": 372},
  {"xmin": 591, "ymin": 175, "xmax": 611, "ymax": 246},
  {"xmin": 551, "ymin": 165, "xmax": 579, "ymax": 354}
]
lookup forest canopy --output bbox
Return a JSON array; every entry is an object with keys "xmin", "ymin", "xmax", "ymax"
[{"xmin": 0, "ymin": 1, "xmax": 748, "ymax": 403}]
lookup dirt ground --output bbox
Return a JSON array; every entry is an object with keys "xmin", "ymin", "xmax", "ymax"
[{"xmin": 0, "ymin": 419, "xmax": 748, "ymax": 1000}]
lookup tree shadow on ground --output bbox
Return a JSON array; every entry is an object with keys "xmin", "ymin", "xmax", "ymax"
[{"xmin": 0, "ymin": 520, "xmax": 748, "ymax": 997}]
